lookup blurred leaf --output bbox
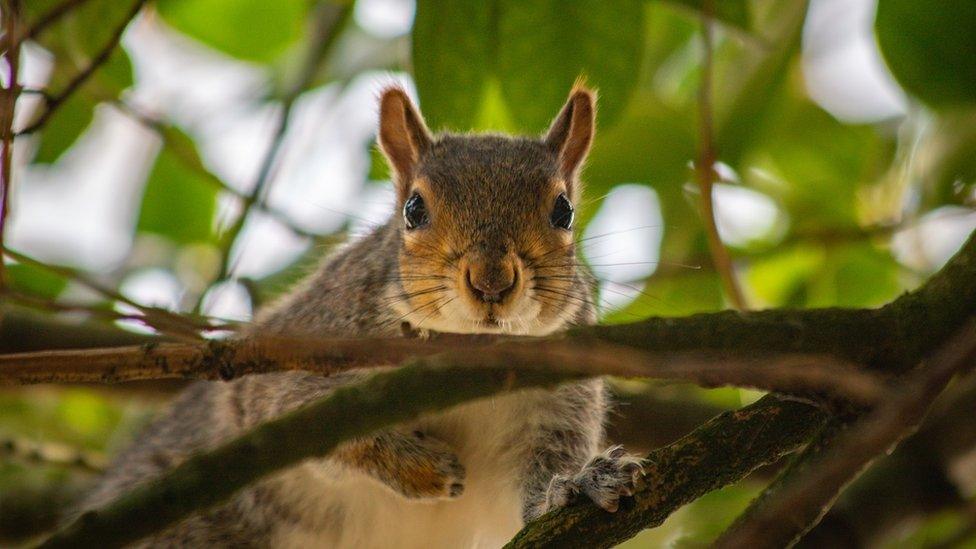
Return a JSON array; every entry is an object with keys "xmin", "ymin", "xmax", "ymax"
[
  {"xmin": 496, "ymin": 0, "xmax": 644, "ymax": 131},
  {"xmin": 715, "ymin": 0, "xmax": 808, "ymax": 164},
  {"xmin": 157, "ymin": 0, "xmax": 309, "ymax": 63},
  {"xmin": 924, "ymin": 110, "xmax": 976, "ymax": 207},
  {"xmin": 807, "ymin": 243, "xmax": 903, "ymax": 308},
  {"xmin": 413, "ymin": 0, "xmax": 643, "ymax": 131},
  {"xmin": 662, "ymin": 0, "xmax": 751, "ymax": 31},
  {"xmin": 412, "ymin": 1, "xmax": 493, "ymax": 130},
  {"xmin": 604, "ymin": 270, "xmax": 723, "ymax": 322},
  {"xmin": 6, "ymin": 264, "xmax": 68, "ymax": 300},
  {"xmin": 745, "ymin": 100, "xmax": 895, "ymax": 232},
  {"xmin": 876, "ymin": 0, "xmax": 976, "ymax": 108},
  {"xmin": 367, "ymin": 142, "xmax": 390, "ymax": 181},
  {"xmin": 746, "ymin": 246, "xmax": 825, "ymax": 307},
  {"xmin": 32, "ymin": 96, "xmax": 96, "ymax": 165},
  {"xmin": 137, "ymin": 142, "xmax": 218, "ymax": 245},
  {"xmin": 26, "ymin": 0, "xmax": 139, "ymax": 164}
]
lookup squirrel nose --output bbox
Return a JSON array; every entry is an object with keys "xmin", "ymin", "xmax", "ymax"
[{"xmin": 466, "ymin": 264, "xmax": 516, "ymax": 304}]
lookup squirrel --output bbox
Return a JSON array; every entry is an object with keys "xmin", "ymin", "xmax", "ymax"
[{"xmin": 78, "ymin": 84, "xmax": 642, "ymax": 548}]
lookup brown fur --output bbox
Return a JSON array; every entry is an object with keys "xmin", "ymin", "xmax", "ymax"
[{"xmin": 79, "ymin": 85, "xmax": 639, "ymax": 548}]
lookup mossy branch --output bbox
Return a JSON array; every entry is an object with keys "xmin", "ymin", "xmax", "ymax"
[{"xmin": 29, "ymin": 229, "xmax": 976, "ymax": 547}]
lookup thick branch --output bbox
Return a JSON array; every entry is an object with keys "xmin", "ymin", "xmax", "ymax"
[
  {"xmin": 714, "ymin": 319, "xmax": 976, "ymax": 548},
  {"xmin": 38, "ymin": 358, "xmax": 591, "ymax": 548},
  {"xmin": 801, "ymin": 374, "xmax": 976, "ymax": 546},
  {"xmin": 506, "ymin": 396, "xmax": 825, "ymax": 548},
  {"xmin": 0, "ymin": 337, "xmax": 883, "ymax": 405}
]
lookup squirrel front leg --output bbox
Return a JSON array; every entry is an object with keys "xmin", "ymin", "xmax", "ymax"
[
  {"xmin": 332, "ymin": 429, "xmax": 466, "ymax": 499},
  {"xmin": 520, "ymin": 381, "xmax": 641, "ymax": 521}
]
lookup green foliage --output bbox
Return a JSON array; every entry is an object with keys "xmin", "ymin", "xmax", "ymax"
[
  {"xmin": 411, "ymin": 1, "xmax": 493, "ymax": 130},
  {"xmin": 137, "ymin": 138, "xmax": 219, "ymax": 245},
  {"xmin": 6, "ymin": 264, "xmax": 68, "ymax": 300},
  {"xmin": 156, "ymin": 0, "xmax": 311, "ymax": 63},
  {"xmin": 495, "ymin": 0, "xmax": 644, "ymax": 131},
  {"xmin": 876, "ymin": 0, "xmax": 976, "ymax": 108},
  {"xmin": 11, "ymin": 0, "xmax": 976, "ymax": 541},
  {"xmin": 413, "ymin": 0, "xmax": 644, "ymax": 132},
  {"xmin": 25, "ymin": 0, "xmax": 138, "ymax": 164}
]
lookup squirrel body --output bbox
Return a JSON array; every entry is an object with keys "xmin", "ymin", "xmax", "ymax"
[{"xmin": 80, "ymin": 86, "xmax": 640, "ymax": 547}]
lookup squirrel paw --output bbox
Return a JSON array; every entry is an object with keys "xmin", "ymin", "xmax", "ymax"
[
  {"xmin": 545, "ymin": 446, "xmax": 643, "ymax": 513},
  {"xmin": 389, "ymin": 430, "xmax": 466, "ymax": 500}
]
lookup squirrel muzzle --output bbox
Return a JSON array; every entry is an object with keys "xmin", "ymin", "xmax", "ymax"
[{"xmin": 460, "ymin": 248, "xmax": 522, "ymax": 307}]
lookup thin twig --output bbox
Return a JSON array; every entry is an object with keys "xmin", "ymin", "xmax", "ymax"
[
  {"xmin": 23, "ymin": 0, "xmax": 93, "ymax": 42},
  {"xmin": 695, "ymin": 0, "xmax": 748, "ymax": 310},
  {"xmin": 13, "ymin": 0, "xmax": 147, "ymax": 136},
  {"xmin": 0, "ymin": 0, "xmax": 23, "ymax": 289},
  {"xmin": 1, "ymin": 247, "xmax": 232, "ymax": 339},
  {"xmin": 198, "ymin": 3, "xmax": 352, "ymax": 313},
  {"xmin": 713, "ymin": 319, "xmax": 976, "ymax": 549}
]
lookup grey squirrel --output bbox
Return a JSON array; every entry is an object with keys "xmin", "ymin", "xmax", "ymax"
[{"xmin": 80, "ymin": 85, "xmax": 641, "ymax": 548}]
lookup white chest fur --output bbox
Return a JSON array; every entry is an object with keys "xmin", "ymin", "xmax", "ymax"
[{"xmin": 268, "ymin": 389, "xmax": 557, "ymax": 549}]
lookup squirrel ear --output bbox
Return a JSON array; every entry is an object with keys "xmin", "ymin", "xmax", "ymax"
[
  {"xmin": 544, "ymin": 85, "xmax": 596, "ymax": 186},
  {"xmin": 378, "ymin": 87, "xmax": 432, "ymax": 195}
]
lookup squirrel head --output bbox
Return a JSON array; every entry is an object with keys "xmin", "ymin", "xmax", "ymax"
[{"xmin": 378, "ymin": 85, "xmax": 596, "ymax": 335}]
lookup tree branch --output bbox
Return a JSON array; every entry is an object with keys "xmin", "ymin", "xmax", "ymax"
[
  {"xmin": 0, "ymin": 336, "xmax": 884, "ymax": 406},
  {"xmin": 12, "ymin": 0, "xmax": 147, "ymax": 136},
  {"xmin": 714, "ymin": 319, "xmax": 976, "ymax": 548},
  {"xmin": 506, "ymin": 396, "xmax": 825, "ymax": 548},
  {"xmin": 197, "ymin": 2, "xmax": 352, "ymax": 312},
  {"xmin": 36, "ymin": 357, "xmax": 605, "ymax": 548},
  {"xmin": 0, "ymin": 0, "xmax": 23, "ymax": 289},
  {"xmin": 694, "ymin": 0, "xmax": 747, "ymax": 310},
  {"xmin": 110, "ymin": 100, "xmax": 346, "ymax": 243}
]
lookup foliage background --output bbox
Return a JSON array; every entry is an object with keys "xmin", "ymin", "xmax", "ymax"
[{"xmin": 2, "ymin": 0, "xmax": 976, "ymax": 546}]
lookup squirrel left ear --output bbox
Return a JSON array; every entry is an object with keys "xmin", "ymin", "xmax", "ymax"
[
  {"xmin": 378, "ymin": 87, "xmax": 433, "ymax": 197},
  {"xmin": 544, "ymin": 85, "xmax": 596, "ymax": 192}
]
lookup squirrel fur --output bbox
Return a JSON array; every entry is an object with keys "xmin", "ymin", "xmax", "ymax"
[{"xmin": 79, "ymin": 85, "xmax": 641, "ymax": 548}]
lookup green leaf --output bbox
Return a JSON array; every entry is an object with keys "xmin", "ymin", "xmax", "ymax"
[
  {"xmin": 26, "ymin": 0, "xmax": 138, "ymax": 164},
  {"xmin": 32, "ymin": 95, "xmax": 96, "ymax": 164},
  {"xmin": 6, "ymin": 264, "xmax": 68, "ymax": 300},
  {"xmin": 496, "ymin": 0, "xmax": 644, "ymax": 131},
  {"xmin": 662, "ymin": 0, "xmax": 751, "ymax": 31},
  {"xmin": 876, "ymin": 0, "xmax": 976, "ymax": 108},
  {"xmin": 715, "ymin": 0, "xmax": 808, "ymax": 164},
  {"xmin": 807, "ymin": 243, "xmax": 904, "ymax": 308},
  {"xmin": 137, "ymin": 140, "xmax": 219, "ymax": 245},
  {"xmin": 603, "ymin": 270, "xmax": 723, "ymax": 322},
  {"xmin": 744, "ymin": 99, "xmax": 895, "ymax": 232},
  {"xmin": 157, "ymin": 0, "xmax": 309, "ymax": 63},
  {"xmin": 367, "ymin": 142, "xmax": 390, "ymax": 181},
  {"xmin": 413, "ymin": 0, "xmax": 644, "ymax": 132},
  {"xmin": 412, "ymin": 0, "xmax": 494, "ymax": 130}
]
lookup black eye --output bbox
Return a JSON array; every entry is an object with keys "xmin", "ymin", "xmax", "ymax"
[
  {"xmin": 403, "ymin": 193, "xmax": 429, "ymax": 230},
  {"xmin": 550, "ymin": 193, "xmax": 574, "ymax": 230}
]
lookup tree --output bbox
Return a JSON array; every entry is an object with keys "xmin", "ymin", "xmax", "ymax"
[{"xmin": 1, "ymin": 0, "xmax": 975, "ymax": 547}]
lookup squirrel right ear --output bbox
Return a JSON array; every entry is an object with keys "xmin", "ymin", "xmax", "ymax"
[
  {"xmin": 544, "ymin": 86, "xmax": 596, "ymax": 189},
  {"xmin": 378, "ymin": 87, "xmax": 432, "ymax": 195}
]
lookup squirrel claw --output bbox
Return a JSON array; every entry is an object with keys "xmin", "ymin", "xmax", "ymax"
[{"xmin": 545, "ymin": 445, "xmax": 643, "ymax": 513}]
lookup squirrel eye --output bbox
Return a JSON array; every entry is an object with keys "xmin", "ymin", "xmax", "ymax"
[
  {"xmin": 549, "ymin": 193, "xmax": 574, "ymax": 230},
  {"xmin": 403, "ymin": 193, "xmax": 429, "ymax": 230}
]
